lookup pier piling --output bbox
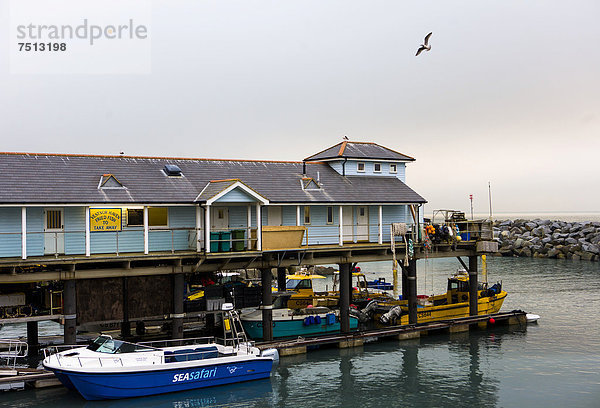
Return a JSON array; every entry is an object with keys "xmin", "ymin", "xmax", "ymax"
[
  {"xmin": 277, "ymin": 267, "xmax": 286, "ymax": 292},
  {"xmin": 172, "ymin": 274, "xmax": 185, "ymax": 339},
  {"xmin": 407, "ymin": 259, "xmax": 417, "ymax": 324},
  {"xmin": 26, "ymin": 321, "xmax": 39, "ymax": 356},
  {"xmin": 469, "ymin": 256, "xmax": 478, "ymax": 316},
  {"xmin": 338, "ymin": 263, "xmax": 351, "ymax": 333},
  {"xmin": 261, "ymin": 268, "xmax": 273, "ymax": 341},
  {"xmin": 63, "ymin": 280, "xmax": 77, "ymax": 345}
]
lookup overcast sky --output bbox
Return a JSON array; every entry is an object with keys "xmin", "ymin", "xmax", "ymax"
[{"xmin": 1, "ymin": 1, "xmax": 599, "ymax": 214}]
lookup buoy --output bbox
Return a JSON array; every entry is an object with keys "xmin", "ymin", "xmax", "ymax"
[
  {"xmin": 307, "ymin": 304, "xmax": 314, "ymax": 308},
  {"xmin": 489, "ymin": 318, "xmax": 496, "ymax": 324}
]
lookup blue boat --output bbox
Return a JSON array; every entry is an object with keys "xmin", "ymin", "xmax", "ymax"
[
  {"xmin": 366, "ymin": 278, "xmax": 394, "ymax": 291},
  {"xmin": 42, "ymin": 304, "xmax": 279, "ymax": 400}
]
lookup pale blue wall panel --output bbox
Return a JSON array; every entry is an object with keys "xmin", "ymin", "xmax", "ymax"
[
  {"xmin": 64, "ymin": 207, "xmax": 86, "ymax": 255},
  {"xmin": 26, "ymin": 207, "xmax": 44, "ymax": 257},
  {"xmin": 215, "ymin": 189, "xmax": 257, "ymax": 203},
  {"xmin": 282, "ymin": 206, "xmax": 297, "ymax": 226},
  {"xmin": 169, "ymin": 206, "xmax": 196, "ymax": 250},
  {"xmin": 0, "ymin": 208, "xmax": 21, "ymax": 257},
  {"xmin": 303, "ymin": 205, "xmax": 339, "ymax": 245}
]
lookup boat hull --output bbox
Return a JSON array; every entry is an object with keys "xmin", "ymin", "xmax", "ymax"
[
  {"xmin": 399, "ymin": 292, "xmax": 508, "ymax": 325},
  {"xmin": 242, "ymin": 316, "xmax": 359, "ymax": 339},
  {"xmin": 47, "ymin": 359, "xmax": 272, "ymax": 400}
]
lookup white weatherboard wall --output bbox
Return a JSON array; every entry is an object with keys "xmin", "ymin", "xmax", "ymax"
[
  {"xmin": 26, "ymin": 207, "xmax": 44, "ymax": 257},
  {"xmin": 65, "ymin": 207, "xmax": 86, "ymax": 255},
  {"xmin": 328, "ymin": 160, "xmax": 406, "ymax": 182}
]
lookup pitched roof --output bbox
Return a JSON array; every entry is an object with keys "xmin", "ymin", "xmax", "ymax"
[
  {"xmin": 0, "ymin": 152, "xmax": 426, "ymax": 205},
  {"xmin": 304, "ymin": 141, "xmax": 415, "ymax": 162}
]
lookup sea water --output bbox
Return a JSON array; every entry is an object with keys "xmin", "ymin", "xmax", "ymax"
[{"xmin": 2, "ymin": 257, "xmax": 600, "ymax": 407}]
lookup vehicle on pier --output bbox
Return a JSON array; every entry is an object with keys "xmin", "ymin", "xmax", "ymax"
[
  {"xmin": 42, "ymin": 303, "xmax": 279, "ymax": 401},
  {"xmin": 376, "ymin": 271, "xmax": 507, "ymax": 326}
]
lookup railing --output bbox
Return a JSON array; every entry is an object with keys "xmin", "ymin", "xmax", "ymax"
[
  {"xmin": 0, "ymin": 339, "xmax": 28, "ymax": 368},
  {"xmin": 1, "ymin": 221, "xmax": 494, "ymax": 259}
]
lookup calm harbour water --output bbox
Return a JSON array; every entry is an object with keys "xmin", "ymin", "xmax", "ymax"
[{"xmin": 3, "ymin": 256, "xmax": 600, "ymax": 408}]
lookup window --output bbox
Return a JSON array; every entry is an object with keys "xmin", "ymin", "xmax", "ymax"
[
  {"xmin": 374, "ymin": 163, "xmax": 381, "ymax": 173},
  {"xmin": 390, "ymin": 163, "xmax": 397, "ymax": 173},
  {"xmin": 304, "ymin": 206, "xmax": 311, "ymax": 224},
  {"xmin": 46, "ymin": 209, "xmax": 63, "ymax": 229},
  {"xmin": 359, "ymin": 207, "xmax": 365, "ymax": 217},
  {"xmin": 127, "ymin": 207, "xmax": 168, "ymax": 227},
  {"xmin": 327, "ymin": 206, "xmax": 334, "ymax": 224},
  {"xmin": 357, "ymin": 162, "xmax": 365, "ymax": 172}
]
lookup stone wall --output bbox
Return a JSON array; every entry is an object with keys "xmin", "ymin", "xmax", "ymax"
[{"xmin": 494, "ymin": 219, "xmax": 600, "ymax": 261}]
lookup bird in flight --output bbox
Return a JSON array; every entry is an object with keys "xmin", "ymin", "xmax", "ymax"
[{"xmin": 415, "ymin": 32, "xmax": 432, "ymax": 56}]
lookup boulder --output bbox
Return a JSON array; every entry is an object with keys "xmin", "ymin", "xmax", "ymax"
[
  {"xmin": 520, "ymin": 247, "xmax": 532, "ymax": 257},
  {"xmin": 524, "ymin": 222, "xmax": 538, "ymax": 231},
  {"xmin": 542, "ymin": 237, "xmax": 552, "ymax": 245},
  {"xmin": 565, "ymin": 237, "xmax": 578, "ymax": 245},
  {"xmin": 547, "ymin": 248, "xmax": 560, "ymax": 258}
]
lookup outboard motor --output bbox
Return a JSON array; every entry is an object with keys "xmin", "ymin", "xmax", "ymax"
[
  {"xmin": 380, "ymin": 305, "xmax": 403, "ymax": 325},
  {"xmin": 261, "ymin": 348, "xmax": 279, "ymax": 362}
]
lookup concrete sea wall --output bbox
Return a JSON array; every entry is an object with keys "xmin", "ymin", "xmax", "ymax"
[{"xmin": 494, "ymin": 219, "xmax": 600, "ymax": 261}]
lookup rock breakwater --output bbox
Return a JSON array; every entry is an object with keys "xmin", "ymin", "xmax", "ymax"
[{"xmin": 494, "ymin": 219, "xmax": 600, "ymax": 261}]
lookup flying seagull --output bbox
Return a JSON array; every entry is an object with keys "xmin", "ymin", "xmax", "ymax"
[
  {"xmin": 415, "ymin": 32, "xmax": 432, "ymax": 56},
  {"xmin": 343, "ymin": 135, "xmax": 349, "ymax": 140}
]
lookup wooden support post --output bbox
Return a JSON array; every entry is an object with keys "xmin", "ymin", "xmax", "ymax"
[
  {"xmin": 277, "ymin": 267, "xmax": 287, "ymax": 292},
  {"xmin": 260, "ymin": 268, "xmax": 273, "ymax": 341},
  {"xmin": 339, "ymin": 205, "xmax": 343, "ymax": 246},
  {"xmin": 469, "ymin": 255, "xmax": 478, "ymax": 316},
  {"xmin": 407, "ymin": 259, "xmax": 417, "ymax": 324},
  {"xmin": 121, "ymin": 277, "xmax": 131, "ymax": 338},
  {"xmin": 195, "ymin": 206, "xmax": 202, "ymax": 252},
  {"xmin": 338, "ymin": 263, "xmax": 351, "ymax": 333},
  {"xmin": 27, "ymin": 321, "xmax": 39, "ymax": 356},
  {"xmin": 143, "ymin": 206, "xmax": 149, "ymax": 255},
  {"xmin": 172, "ymin": 274, "xmax": 185, "ymax": 339},
  {"xmin": 63, "ymin": 280, "xmax": 77, "ymax": 345},
  {"xmin": 378, "ymin": 205, "xmax": 383, "ymax": 244},
  {"xmin": 256, "ymin": 204, "xmax": 262, "ymax": 251}
]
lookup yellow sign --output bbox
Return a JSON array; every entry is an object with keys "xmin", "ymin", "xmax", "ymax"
[{"xmin": 90, "ymin": 208, "xmax": 122, "ymax": 232}]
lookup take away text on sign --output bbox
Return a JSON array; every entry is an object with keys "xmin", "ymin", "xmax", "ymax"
[{"xmin": 90, "ymin": 208, "xmax": 122, "ymax": 232}]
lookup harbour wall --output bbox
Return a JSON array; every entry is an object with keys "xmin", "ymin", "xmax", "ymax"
[{"xmin": 494, "ymin": 219, "xmax": 600, "ymax": 261}]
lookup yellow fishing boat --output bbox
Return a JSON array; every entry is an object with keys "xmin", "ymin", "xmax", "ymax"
[{"xmin": 377, "ymin": 271, "xmax": 507, "ymax": 325}]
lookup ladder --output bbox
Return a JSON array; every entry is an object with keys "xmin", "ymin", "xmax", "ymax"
[{"xmin": 222, "ymin": 309, "xmax": 248, "ymax": 350}]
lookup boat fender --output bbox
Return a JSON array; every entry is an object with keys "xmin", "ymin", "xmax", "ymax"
[
  {"xmin": 314, "ymin": 316, "xmax": 322, "ymax": 325},
  {"xmin": 308, "ymin": 315, "xmax": 315, "ymax": 325},
  {"xmin": 303, "ymin": 317, "xmax": 311, "ymax": 326},
  {"xmin": 261, "ymin": 348, "xmax": 280, "ymax": 362}
]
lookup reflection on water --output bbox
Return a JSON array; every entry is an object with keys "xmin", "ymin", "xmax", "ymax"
[{"xmin": 3, "ymin": 257, "xmax": 600, "ymax": 407}]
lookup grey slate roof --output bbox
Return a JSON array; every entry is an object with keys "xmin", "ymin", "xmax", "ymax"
[
  {"xmin": 0, "ymin": 153, "xmax": 426, "ymax": 205},
  {"xmin": 304, "ymin": 141, "xmax": 415, "ymax": 162}
]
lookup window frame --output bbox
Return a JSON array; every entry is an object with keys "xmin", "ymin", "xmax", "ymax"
[
  {"xmin": 373, "ymin": 163, "xmax": 382, "ymax": 173},
  {"xmin": 126, "ymin": 207, "xmax": 169, "ymax": 228},
  {"xmin": 389, "ymin": 163, "xmax": 397, "ymax": 174},
  {"xmin": 303, "ymin": 206, "xmax": 311, "ymax": 225},
  {"xmin": 326, "ymin": 206, "xmax": 334, "ymax": 224},
  {"xmin": 357, "ymin": 162, "xmax": 365, "ymax": 173}
]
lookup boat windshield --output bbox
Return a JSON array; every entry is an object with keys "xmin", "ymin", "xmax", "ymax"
[
  {"xmin": 87, "ymin": 336, "xmax": 156, "ymax": 354},
  {"xmin": 286, "ymin": 279, "xmax": 311, "ymax": 290}
]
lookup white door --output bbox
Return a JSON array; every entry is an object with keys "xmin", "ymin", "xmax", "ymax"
[
  {"xmin": 356, "ymin": 206, "xmax": 369, "ymax": 242},
  {"xmin": 211, "ymin": 207, "xmax": 229, "ymax": 231},
  {"xmin": 267, "ymin": 206, "xmax": 282, "ymax": 226},
  {"xmin": 342, "ymin": 206, "xmax": 353, "ymax": 242},
  {"xmin": 44, "ymin": 208, "xmax": 65, "ymax": 255}
]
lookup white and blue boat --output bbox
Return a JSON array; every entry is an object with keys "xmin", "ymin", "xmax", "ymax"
[{"xmin": 42, "ymin": 304, "xmax": 279, "ymax": 401}]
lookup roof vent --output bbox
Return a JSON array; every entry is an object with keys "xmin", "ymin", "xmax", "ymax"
[
  {"xmin": 301, "ymin": 177, "xmax": 322, "ymax": 191},
  {"xmin": 98, "ymin": 174, "xmax": 125, "ymax": 189},
  {"xmin": 164, "ymin": 164, "xmax": 183, "ymax": 177}
]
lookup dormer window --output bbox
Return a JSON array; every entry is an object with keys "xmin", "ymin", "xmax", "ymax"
[
  {"xmin": 98, "ymin": 174, "xmax": 125, "ymax": 189},
  {"xmin": 374, "ymin": 163, "xmax": 381, "ymax": 173},
  {"xmin": 301, "ymin": 177, "xmax": 321, "ymax": 190},
  {"xmin": 390, "ymin": 163, "xmax": 397, "ymax": 173},
  {"xmin": 357, "ymin": 162, "xmax": 365, "ymax": 173}
]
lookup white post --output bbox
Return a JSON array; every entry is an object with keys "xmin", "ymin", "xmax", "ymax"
[
  {"xmin": 247, "ymin": 205, "xmax": 252, "ymax": 249},
  {"xmin": 21, "ymin": 207, "xmax": 27, "ymax": 260},
  {"xmin": 339, "ymin": 205, "xmax": 343, "ymax": 246},
  {"xmin": 143, "ymin": 206, "xmax": 149, "ymax": 254},
  {"xmin": 256, "ymin": 204, "xmax": 262, "ymax": 251},
  {"xmin": 296, "ymin": 205, "xmax": 301, "ymax": 226},
  {"xmin": 85, "ymin": 206, "xmax": 91, "ymax": 256},
  {"xmin": 378, "ymin": 205, "xmax": 383, "ymax": 245},
  {"xmin": 195, "ymin": 205, "xmax": 202, "ymax": 252},
  {"xmin": 205, "ymin": 205, "xmax": 211, "ymax": 253}
]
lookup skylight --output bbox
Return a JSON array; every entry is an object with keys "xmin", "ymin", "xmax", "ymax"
[{"xmin": 164, "ymin": 164, "xmax": 183, "ymax": 177}]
